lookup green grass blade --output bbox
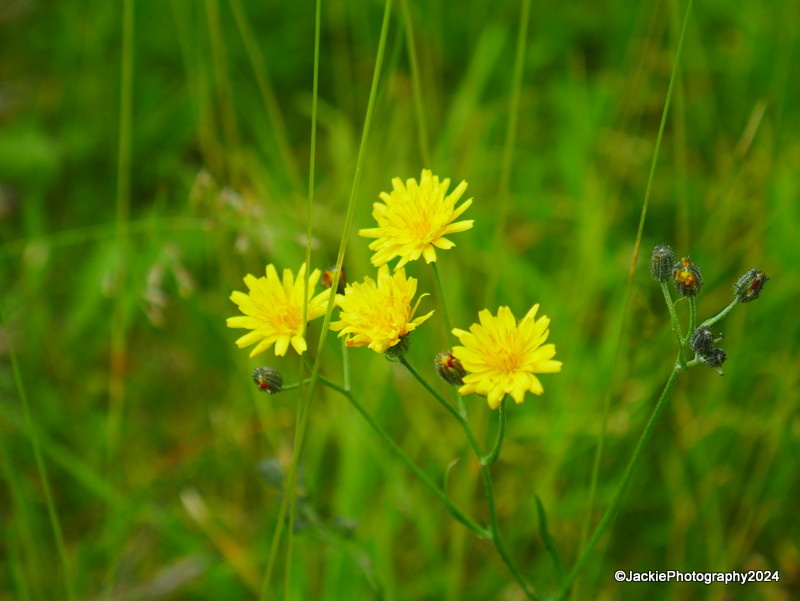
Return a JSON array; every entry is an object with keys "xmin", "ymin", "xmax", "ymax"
[
  {"xmin": 2, "ymin": 304, "xmax": 75, "ymax": 601},
  {"xmin": 260, "ymin": 2, "xmax": 394, "ymax": 599}
]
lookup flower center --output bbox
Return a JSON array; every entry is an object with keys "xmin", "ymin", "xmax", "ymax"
[
  {"xmin": 268, "ymin": 301, "xmax": 302, "ymax": 333},
  {"xmin": 491, "ymin": 347, "xmax": 521, "ymax": 373},
  {"xmin": 405, "ymin": 210, "xmax": 436, "ymax": 240}
]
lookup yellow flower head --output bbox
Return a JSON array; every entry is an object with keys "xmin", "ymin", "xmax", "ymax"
[
  {"xmin": 330, "ymin": 265, "xmax": 434, "ymax": 353},
  {"xmin": 227, "ymin": 263, "xmax": 331, "ymax": 357},
  {"xmin": 359, "ymin": 169, "xmax": 474, "ymax": 269},
  {"xmin": 452, "ymin": 305, "xmax": 562, "ymax": 409}
]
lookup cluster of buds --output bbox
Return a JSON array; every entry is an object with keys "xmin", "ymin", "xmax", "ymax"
[
  {"xmin": 650, "ymin": 244, "xmax": 770, "ymax": 375},
  {"xmin": 689, "ymin": 326, "xmax": 727, "ymax": 375},
  {"xmin": 650, "ymin": 244, "xmax": 704, "ymax": 297}
]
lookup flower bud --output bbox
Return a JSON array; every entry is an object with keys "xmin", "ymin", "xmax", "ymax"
[
  {"xmin": 673, "ymin": 257, "xmax": 703, "ymax": 297},
  {"xmin": 252, "ymin": 366, "xmax": 283, "ymax": 394},
  {"xmin": 386, "ymin": 334, "xmax": 411, "ymax": 359},
  {"xmin": 733, "ymin": 269, "xmax": 769, "ymax": 303},
  {"xmin": 650, "ymin": 245, "xmax": 675, "ymax": 283},
  {"xmin": 435, "ymin": 351, "xmax": 466, "ymax": 386},
  {"xmin": 322, "ymin": 265, "xmax": 346, "ymax": 294},
  {"xmin": 689, "ymin": 326, "xmax": 714, "ymax": 356},
  {"xmin": 701, "ymin": 348, "xmax": 727, "ymax": 375}
]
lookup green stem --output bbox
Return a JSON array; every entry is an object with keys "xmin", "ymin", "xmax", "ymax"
[
  {"xmin": 481, "ymin": 398, "xmax": 506, "ymax": 466},
  {"xmin": 460, "ymin": 406, "xmax": 539, "ymax": 601},
  {"xmin": 430, "ymin": 262, "xmax": 467, "ymax": 415},
  {"xmin": 430, "ymin": 262, "xmax": 453, "ymax": 343},
  {"xmin": 556, "ymin": 364, "xmax": 682, "ymax": 600},
  {"xmin": 399, "ymin": 0, "xmax": 430, "ymax": 166},
  {"xmin": 261, "ymin": 1, "xmax": 392, "ymax": 596},
  {"xmin": 660, "ymin": 282, "xmax": 683, "ymax": 351},
  {"xmin": 282, "ymin": 0, "xmax": 323, "ymax": 594},
  {"xmin": 699, "ymin": 299, "xmax": 739, "ymax": 330},
  {"xmin": 485, "ymin": 0, "xmax": 530, "ymax": 308},
  {"xmin": 315, "ymin": 375, "xmax": 487, "ymax": 538},
  {"xmin": 575, "ymin": 1, "xmax": 692, "ymax": 595},
  {"xmin": 399, "ymin": 359, "xmax": 539, "ymax": 601},
  {"xmin": 627, "ymin": 0, "xmax": 693, "ymax": 279},
  {"xmin": 341, "ymin": 339, "xmax": 351, "ymax": 391},
  {"xmin": 105, "ymin": 0, "xmax": 135, "ymax": 591},
  {"xmin": 204, "ymin": 0, "xmax": 240, "ymax": 182},
  {"xmin": 108, "ymin": 0, "xmax": 135, "ymax": 461},
  {"xmin": 683, "ymin": 356, "xmax": 704, "ymax": 370},
  {"xmin": 280, "ymin": 379, "xmax": 311, "ymax": 392},
  {"xmin": 261, "ymin": 390, "xmax": 312, "ymax": 601},
  {"xmin": 229, "ymin": 0, "xmax": 303, "ymax": 190},
  {"xmin": 535, "ymin": 496, "xmax": 567, "ymax": 585},
  {"xmin": 299, "ymin": 0, "xmax": 322, "ymax": 335},
  {"xmin": 399, "ymin": 357, "xmax": 462, "ymax": 422},
  {"xmin": 681, "ymin": 295, "xmax": 697, "ymax": 365},
  {"xmin": 480, "ymin": 460, "xmax": 539, "ymax": 601}
]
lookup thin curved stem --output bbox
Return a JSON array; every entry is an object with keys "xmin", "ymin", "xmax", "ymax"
[
  {"xmin": 628, "ymin": 0, "xmax": 693, "ymax": 279},
  {"xmin": 485, "ymin": 0, "xmax": 530, "ymax": 308},
  {"xmin": 398, "ymin": 357, "xmax": 462, "ymax": 422},
  {"xmin": 261, "ymin": 2, "xmax": 393, "ymax": 597},
  {"xmin": 660, "ymin": 282, "xmax": 683, "ymax": 352},
  {"xmin": 315, "ymin": 374, "xmax": 487, "ymax": 538},
  {"xmin": 699, "ymin": 299, "xmax": 739, "ymax": 330},
  {"xmin": 556, "ymin": 364, "xmax": 682, "ymax": 600},
  {"xmin": 481, "ymin": 398, "xmax": 506, "ymax": 466},
  {"xmin": 463, "ymin": 414, "xmax": 539, "ymax": 601},
  {"xmin": 399, "ymin": 358, "xmax": 540, "ymax": 601},
  {"xmin": 280, "ymin": 379, "xmax": 311, "ymax": 392},
  {"xmin": 681, "ymin": 295, "xmax": 697, "ymax": 364},
  {"xmin": 399, "ymin": 0, "xmax": 430, "ymax": 166},
  {"xmin": 430, "ymin": 263, "xmax": 467, "ymax": 415},
  {"xmin": 430, "ymin": 262, "xmax": 453, "ymax": 344}
]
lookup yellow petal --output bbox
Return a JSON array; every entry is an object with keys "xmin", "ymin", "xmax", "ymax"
[
  {"xmin": 290, "ymin": 335, "xmax": 307, "ymax": 355},
  {"xmin": 235, "ymin": 330, "xmax": 263, "ymax": 348},
  {"xmin": 249, "ymin": 337, "xmax": 274, "ymax": 357},
  {"xmin": 227, "ymin": 316, "xmax": 259, "ymax": 329},
  {"xmin": 274, "ymin": 336, "xmax": 290, "ymax": 357}
]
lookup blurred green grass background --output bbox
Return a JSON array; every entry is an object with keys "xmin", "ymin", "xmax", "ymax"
[{"xmin": 1, "ymin": 0, "xmax": 798, "ymax": 599}]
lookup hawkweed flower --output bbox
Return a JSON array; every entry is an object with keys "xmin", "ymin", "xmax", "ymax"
[
  {"xmin": 650, "ymin": 244, "xmax": 675, "ymax": 282},
  {"xmin": 329, "ymin": 265, "xmax": 434, "ymax": 354},
  {"xmin": 359, "ymin": 169, "xmax": 474, "ymax": 269},
  {"xmin": 734, "ymin": 269, "xmax": 769, "ymax": 303},
  {"xmin": 673, "ymin": 257, "xmax": 703, "ymax": 297},
  {"xmin": 452, "ymin": 305, "xmax": 563, "ymax": 409},
  {"xmin": 252, "ymin": 367, "xmax": 283, "ymax": 394},
  {"xmin": 227, "ymin": 263, "xmax": 331, "ymax": 357}
]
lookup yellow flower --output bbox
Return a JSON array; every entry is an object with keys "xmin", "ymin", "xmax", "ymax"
[
  {"xmin": 330, "ymin": 265, "xmax": 434, "ymax": 353},
  {"xmin": 227, "ymin": 263, "xmax": 331, "ymax": 357},
  {"xmin": 359, "ymin": 169, "xmax": 474, "ymax": 268},
  {"xmin": 452, "ymin": 305, "xmax": 562, "ymax": 409}
]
